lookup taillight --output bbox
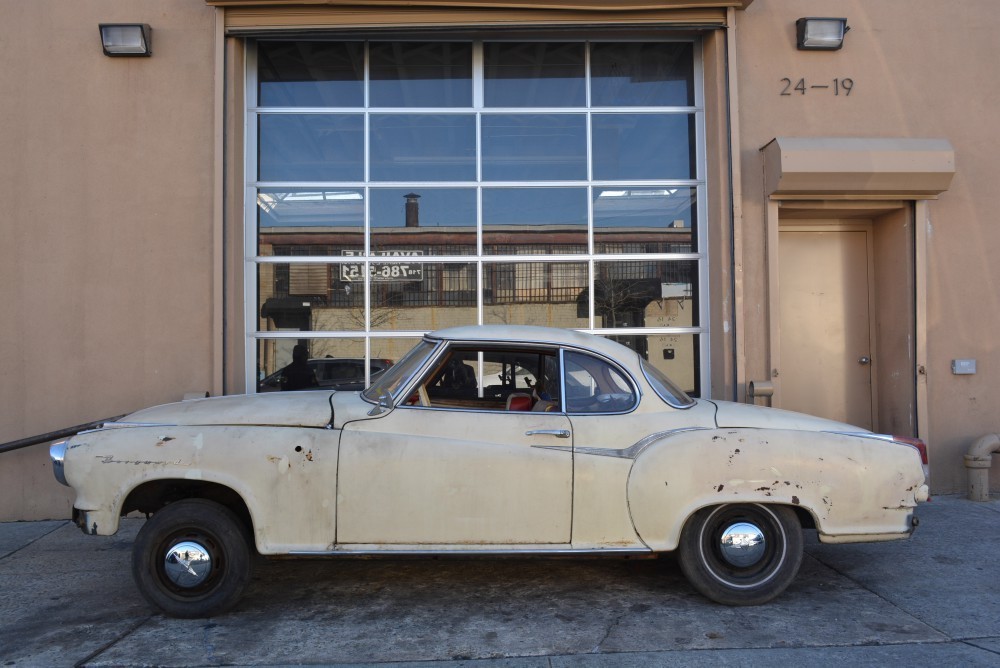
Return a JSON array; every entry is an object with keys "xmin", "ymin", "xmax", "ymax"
[{"xmin": 892, "ymin": 435, "xmax": 928, "ymax": 465}]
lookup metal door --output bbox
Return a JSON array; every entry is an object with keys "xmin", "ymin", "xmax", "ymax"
[{"xmin": 778, "ymin": 225, "xmax": 876, "ymax": 429}]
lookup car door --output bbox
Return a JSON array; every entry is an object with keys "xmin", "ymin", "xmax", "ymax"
[
  {"xmin": 560, "ymin": 349, "xmax": 658, "ymax": 547},
  {"xmin": 336, "ymin": 345, "xmax": 574, "ymax": 547}
]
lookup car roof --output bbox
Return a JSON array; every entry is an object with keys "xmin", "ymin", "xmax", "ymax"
[{"xmin": 427, "ymin": 325, "xmax": 641, "ymax": 364}]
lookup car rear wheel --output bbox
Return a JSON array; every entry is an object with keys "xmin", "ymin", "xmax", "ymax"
[
  {"xmin": 132, "ymin": 499, "xmax": 253, "ymax": 618},
  {"xmin": 678, "ymin": 503, "xmax": 802, "ymax": 606}
]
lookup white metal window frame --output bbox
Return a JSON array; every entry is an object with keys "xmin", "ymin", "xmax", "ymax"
[{"xmin": 244, "ymin": 37, "xmax": 709, "ymax": 393}]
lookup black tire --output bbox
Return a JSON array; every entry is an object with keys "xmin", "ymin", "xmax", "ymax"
[
  {"xmin": 132, "ymin": 499, "xmax": 254, "ymax": 618},
  {"xmin": 678, "ymin": 503, "xmax": 802, "ymax": 606}
]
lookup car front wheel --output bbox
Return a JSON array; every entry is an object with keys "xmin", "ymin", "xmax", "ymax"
[
  {"xmin": 678, "ymin": 503, "xmax": 802, "ymax": 606},
  {"xmin": 132, "ymin": 499, "xmax": 254, "ymax": 618}
]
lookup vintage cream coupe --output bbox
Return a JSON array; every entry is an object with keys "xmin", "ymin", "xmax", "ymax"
[{"xmin": 50, "ymin": 325, "xmax": 929, "ymax": 618}]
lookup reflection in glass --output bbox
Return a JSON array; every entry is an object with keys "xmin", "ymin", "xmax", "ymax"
[
  {"xmin": 481, "ymin": 114, "xmax": 587, "ymax": 181},
  {"xmin": 484, "ymin": 42, "xmax": 585, "ymax": 107},
  {"xmin": 592, "ymin": 259, "xmax": 698, "ymax": 328},
  {"xmin": 369, "ymin": 42, "xmax": 472, "ymax": 108},
  {"xmin": 593, "ymin": 187, "xmax": 697, "ymax": 254},
  {"xmin": 258, "ymin": 189, "xmax": 364, "ymax": 255},
  {"xmin": 591, "ymin": 114, "xmax": 695, "ymax": 180},
  {"xmin": 370, "ymin": 114, "xmax": 476, "ymax": 181},
  {"xmin": 483, "ymin": 262, "xmax": 589, "ymax": 328},
  {"xmin": 633, "ymin": 334, "xmax": 700, "ymax": 397},
  {"xmin": 590, "ymin": 42, "xmax": 694, "ymax": 107},
  {"xmin": 483, "ymin": 188, "xmax": 587, "ymax": 255},
  {"xmin": 370, "ymin": 188, "xmax": 477, "ymax": 256},
  {"xmin": 259, "ymin": 263, "xmax": 346, "ymax": 336},
  {"xmin": 257, "ymin": 41, "xmax": 364, "ymax": 107},
  {"xmin": 256, "ymin": 337, "xmax": 394, "ymax": 393},
  {"xmin": 369, "ymin": 262, "xmax": 478, "ymax": 331},
  {"xmin": 258, "ymin": 114, "xmax": 364, "ymax": 181}
]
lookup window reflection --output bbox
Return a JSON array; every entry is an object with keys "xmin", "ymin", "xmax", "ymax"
[
  {"xmin": 369, "ymin": 42, "xmax": 472, "ymax": 108},
  {"xmin": 590, "ymin": 259, "xmax": 698, "ymax": 328},
  {"xmin": 481, "ymin": 114, "xmax": 587, "ymax": 181},
  {"xmin": 257, "ymin": 41, "xmax": 364, "ymax": 108},
  {"xmin": 258, "ymin": 114, "xmax": 364, "ymax": 181},
  {"xmin": 368, "ymin": 262, "xmax": 479, "ymax": 330},
  {"xmin": 250, "ymin": 38, "xmax": 705, "ymax": 396},
  {"xmin": 593, "ymin": 187, "xmax": 697, "ymax": 254},
  {"xmin": 484, "ymin": 42, "xmax": 585, "ymax": 107},
  {"xmin": 257, "ymin": 189, "xmax": 364, "ymax": 255},
  {"xmin": 591, "ymin": 114, "xmax": 695, "ymax": 180},
  {"xmin": 370, "ymin": 188, "xmax": 477, "ymax": 255},
  {"xmin": 257, "ymin": 338, "xmax": 368, "ymax": 392},
  {"xmin": 483, "ymin": 262, "xmax": 589, "ymax": 328},
  {"xmin": 590, "ymin": 43, "xmax": 694, "ymax": 107},
  {"xmin": 483, "ymin": 188, "xmax": 587, "ymax": 255},
  {"xmin": 633, "ymin": 334, "xmax": 700, "ymax": 397},
  {"xmin": 370, "ymin": 114, "xmax": 476, "ymax": 181}
]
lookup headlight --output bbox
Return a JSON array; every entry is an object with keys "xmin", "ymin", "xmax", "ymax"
[{"xmin": 50, "ymin": 440, "xmax": 69, "ymax": 486}]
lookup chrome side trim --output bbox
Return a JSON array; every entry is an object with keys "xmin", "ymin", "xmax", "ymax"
[
  {"xmin": 534, "ymin": 427, "xmax": 708, "ymax": 460},
  {"xmin": 90, "ymin": 421, "xmax": 176, "ymax": 430}
]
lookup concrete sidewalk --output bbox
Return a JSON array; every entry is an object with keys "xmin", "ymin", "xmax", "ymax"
[{"xmin": 1, "ymin": 495, "xmax": 998, "ymax": 667}]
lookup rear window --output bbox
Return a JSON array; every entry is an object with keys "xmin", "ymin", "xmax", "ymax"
[{"xmin": 640, "ymin": 358, "xmax": 695, "ymax": 409}]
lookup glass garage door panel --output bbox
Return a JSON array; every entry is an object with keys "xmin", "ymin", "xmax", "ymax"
[
  {"xmin": 249, "ymin": 38, "xmax": 707, "ymax": 396},
  {"xmin": 484, "ymin": 42, "xmax": 586, "ymax": 108},
  {"xmin": 370, "ymin": 114, "xmax": 476, "ymax": 182},
  {"xmin": 258, "ymin": 114, "xmax": 364, "ymax": 182},
  {"xmin": 257, "ymin": 41, "xmax": 364, "ymax": 107}
]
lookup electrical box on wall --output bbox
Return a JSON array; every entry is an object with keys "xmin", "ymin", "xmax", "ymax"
[{"xmin": 951, "ymin": 359, "xmax": 977, "ymax": 375}]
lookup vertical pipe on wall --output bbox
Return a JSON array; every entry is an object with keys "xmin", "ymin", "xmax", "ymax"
[{"xmin": 914, "ymin": 200, "xmax": 929, "ymax": 444}]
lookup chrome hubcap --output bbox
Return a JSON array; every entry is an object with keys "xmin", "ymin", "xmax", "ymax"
[
  {"xmin": 718, "ymin": 521, "xmax": 766, "ymax": 567},
  {"xmin": 164, "ymin": 540, "xmax": 212, "ymax": 588}
]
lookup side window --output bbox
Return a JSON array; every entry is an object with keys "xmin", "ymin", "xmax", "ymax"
[
  {"xmin": 413, "ymin": 346, "xmax": 560, "ymax": 411},
  {"xmin": 564, "ymin": 351, "xmax": 637, "ymax": 414}
]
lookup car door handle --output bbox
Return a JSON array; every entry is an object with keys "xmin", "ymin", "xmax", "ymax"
[{"xmin": 525, "ymin": 429, "xmax": 571, "ymax": 438}]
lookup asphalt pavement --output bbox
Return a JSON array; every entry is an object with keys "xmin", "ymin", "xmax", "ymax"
[{"xmin": 1, "ymin": 495, "xmax": 998, "ymax": 667}]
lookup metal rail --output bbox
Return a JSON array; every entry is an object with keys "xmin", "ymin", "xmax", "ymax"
[{"xmin": 0, "ymin": 415, "xmax": 126, "ymax": 455}]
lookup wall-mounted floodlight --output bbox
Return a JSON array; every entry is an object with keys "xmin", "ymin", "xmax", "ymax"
[
  {"xmin": 99, "ymin": 24, "xmax": 152, "ymax": 56},
  {"xmin": 796, "ymin": 18, "xmax": 849, "ymax": 51}
]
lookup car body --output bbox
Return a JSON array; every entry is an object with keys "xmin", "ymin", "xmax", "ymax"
[
  {"xmin": 50, "ymin": 325, "xmax": 929, "ymax": 617},
  {"xmin": 257, "ymin": 357, "xmax": 393, "ymax": 392}
]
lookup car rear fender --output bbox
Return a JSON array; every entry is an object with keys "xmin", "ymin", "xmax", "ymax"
[{"xmin": 626, "ymin": 428, "xmax": 926, "ymax": 552}]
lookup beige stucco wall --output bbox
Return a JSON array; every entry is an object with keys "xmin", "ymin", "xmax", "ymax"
[
  {"xmin": 0, "ymin": 0, "xmax": 218, "ymax": 520},
  {"xmin": 734, "ymin": 0, "xmax": 1000, "ymax": 493}
]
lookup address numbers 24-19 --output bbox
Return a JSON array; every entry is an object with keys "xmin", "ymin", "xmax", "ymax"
[{"xmin": 780, "ymin": 78, "xmax": 854, "ymax": 96}]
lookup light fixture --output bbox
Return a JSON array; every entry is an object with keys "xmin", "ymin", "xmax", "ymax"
[
  {"xmin": 99, "ymin": 24, "xmax": 152, "ymax": 57},
  {"xmin": 796, "ymin": 18, "xmax": 849, "ymax": 51}
]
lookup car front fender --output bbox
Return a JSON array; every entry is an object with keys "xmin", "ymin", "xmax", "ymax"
[{"xmin": 62, "ymin": 425, "xmax": 340, "ymax": 553}]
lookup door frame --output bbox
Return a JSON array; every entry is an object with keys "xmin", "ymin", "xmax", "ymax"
[
  {"xmin": 776, "ymin": 221, "xmax": 879, "ymax": 429},
  {"xmin": 762, "ymin": 199, "xmax": 926, "ymax": 439}
]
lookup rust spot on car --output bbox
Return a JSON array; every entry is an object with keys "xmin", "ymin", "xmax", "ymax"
[
  {"xmin": 155, "ymin": 437, "xmax": 175, "ymax": 447},
  {"xmin": 791, "ymin": 496, "xmax": 800, "ymax": 505},
  {"xmin": 305, "ymin": 450, "xmax": 314, "ymax": 462},
  {"xmin": 266, "ymin": 455, "xmax": 282, "ymax": 464},
  {"xmin": 756, "ymin": 486, "xmax": 771, "ymax": 492},
  {"xmin": 716, "ymin": 484, "xmax": 725, "ymax": 492}
]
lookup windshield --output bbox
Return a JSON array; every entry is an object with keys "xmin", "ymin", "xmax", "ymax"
[
  {"xmin": 362, "ymin": 339, "xmax": 438, "ymax": 403},
  {"xmin": 640, "ymin": 358, "xmax": 695, "ymax": 409}
]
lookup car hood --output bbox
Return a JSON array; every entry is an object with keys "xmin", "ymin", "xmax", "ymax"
[
  {"xmin": 117, "ymin": 392, "xmax": 336, "ymax": 428},
  {"xmin": 708, "ymin": 399, "xmax": 868, "ymax": 433}
]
